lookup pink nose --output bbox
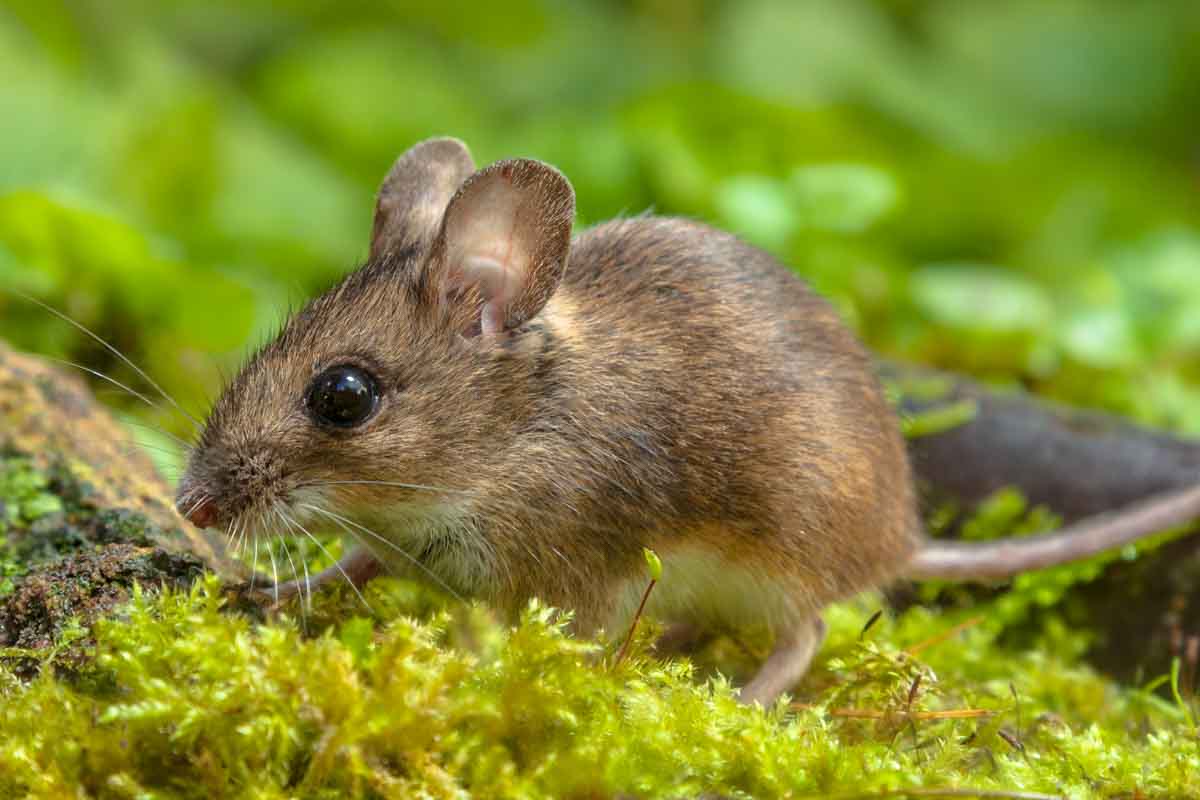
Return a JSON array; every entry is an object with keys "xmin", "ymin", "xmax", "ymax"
[{"xmin": 182, "ymin": 497, "xmax": 219, "ymax": 529}]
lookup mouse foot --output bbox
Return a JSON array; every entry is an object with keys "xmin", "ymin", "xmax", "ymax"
[
  {"xmin": 653, "ymin": 621, "xmax": 714, "ymax": 656},
  {"xmin": 738, "ymin": 615, "xmax": 826, "ymax": 707},
  {"xmin": 246, "ymin": 547, "xmax": 384, "ymax": 609}
]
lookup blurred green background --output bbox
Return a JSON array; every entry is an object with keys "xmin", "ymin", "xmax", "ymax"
[{"xmin": 2, "ymin": 0, "xmax": 1200, "ymax": 457}]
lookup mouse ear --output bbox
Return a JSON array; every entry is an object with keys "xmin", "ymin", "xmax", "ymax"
[
  {"xmin": 371, "ymin": 137, "xmax": 476, "ymax": 261},
  {"xmin": 428, "ymin": 158, "xmax": 575, "ymax": 336}
]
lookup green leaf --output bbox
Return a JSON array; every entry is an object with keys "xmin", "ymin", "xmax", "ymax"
[
  {"xmin": 790, "ymin": 163, "xmax": 899, "ymax": 233},
  {"xmin": 900, "ymin": 399, "xmax": 978, "ymax": 439},
  {"xmin": 910, "ymin": 263, "xmax": 1053, "ymax": 333},
  {"xmin": 713, "ymin": 175, "xmax": 795, "ymax": 250},
  {"xmin": 1057, "ymin": 306, "xmax": 1141, "ymax": 368}
]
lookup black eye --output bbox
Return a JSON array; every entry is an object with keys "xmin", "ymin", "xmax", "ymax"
[{"xmin": 306, "ymin": 365, "xmax": 380, "ymax": 428}]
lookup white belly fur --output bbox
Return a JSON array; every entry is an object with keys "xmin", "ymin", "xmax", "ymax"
[
  {"xmin": 607, "ymin": 546, "xmax": 806, "ymax": 636},
  {"xmin": 349, "ymin": 503, "xmax": 496, "ymax": 597}
]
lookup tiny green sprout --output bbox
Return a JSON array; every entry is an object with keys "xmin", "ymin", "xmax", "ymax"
[
  {"xmin": 643, "ymin": 547, "xmax": 663, "ymax": 581},
  {"xmin": 613, "ymin": 550, "xmax": 662, "ymax": 670},
  {"xmin": 1170, "ymin": 657, "xmax": 1197, "ymax": 729},
  {"xmin": 899, "ymin": 398, "xmax": 978, "ymax": 439}
]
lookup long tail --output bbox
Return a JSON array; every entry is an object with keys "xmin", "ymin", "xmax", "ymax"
[{"xmin": 904, "ymin": 482, "xmax": 1200, "ymax": 581}]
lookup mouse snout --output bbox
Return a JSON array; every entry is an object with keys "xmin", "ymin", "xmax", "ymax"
[
  {"xmin": 178, "ymin": 494, "xmax": 219, "ymax": 529},
  {"xmin": 175, "ymin": 440, "xmax": 293, "ymax": 531}
]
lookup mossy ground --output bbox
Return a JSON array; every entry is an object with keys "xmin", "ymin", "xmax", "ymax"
[{"xmin": 1, "ymin": 573, "xmax": 1197, "ymax": 799}]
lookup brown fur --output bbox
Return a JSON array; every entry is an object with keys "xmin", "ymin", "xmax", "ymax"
[{"xmin": 178, "ymin": 140, "xmax": 921, "ymax": 643}]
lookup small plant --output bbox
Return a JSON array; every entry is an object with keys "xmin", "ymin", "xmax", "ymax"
[{"xmin": 612, "ymin": 547, "xmax": 662, "ymax": 670}]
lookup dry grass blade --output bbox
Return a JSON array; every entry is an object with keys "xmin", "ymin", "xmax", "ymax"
[
  {"xmin": 905, "ymin": 616, "xmax": 986, "ymax": 657},
  {"xmin": 812, "ymin": 788, "xmax": 1064, "ymax": 800},
  {"xmin": 793, "ymin": 704, "xmax": 995, "ymax": 721}
]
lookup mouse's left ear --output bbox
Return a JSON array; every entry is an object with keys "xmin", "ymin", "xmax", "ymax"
[
  {"xmin": 371, "ymin": 137, "xmax": 477, "ymax": 261},
  {"xmin": 426, "ymin": 158, "xmax": 575, "ymax": 336}
]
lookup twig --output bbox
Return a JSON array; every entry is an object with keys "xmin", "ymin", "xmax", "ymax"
[
  {"xmin": 879, "ymin": 791, "xmax": 1062, "ymax": 800},
  {"xmin": 905, "ymin": 616, "xmax": 986, "ymax": 657},
  {"xmin": 793, "ymin": 704, "xmax": 995, "ymax": 721},
  {"xmin": 807, "ymin": 788, "xmax": 1064, "ymax": 800},
  {"xmin": 612, "ymin": 578, "xmax": 656, "ymax": 670}
]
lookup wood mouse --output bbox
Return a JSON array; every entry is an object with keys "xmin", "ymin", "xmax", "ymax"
[{"xmin": 175, "ymin": 137, "xmax": 1200, "ymax": 705}]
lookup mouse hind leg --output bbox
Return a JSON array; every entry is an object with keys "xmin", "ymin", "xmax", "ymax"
[
  {"xmin": 738, "ymin": 614, "xmax": 826, "ymax": 706},
  {"xmin": 653, "ymin": 620, "xmax": 715, "ymax": 656}
]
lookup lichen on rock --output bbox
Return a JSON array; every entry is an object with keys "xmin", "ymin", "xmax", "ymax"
[{"xmin": 0, "ymin": 340, "xmax": 238, "ymax": 672}]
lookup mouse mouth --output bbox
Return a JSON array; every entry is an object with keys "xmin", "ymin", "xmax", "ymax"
[
  {"xmin": 177, "ymin": 493, "xmax": 219, "ymax": 529},
  {"xmin": 186, "ymin": 489, "xmax": 337, "ymax": 584}
]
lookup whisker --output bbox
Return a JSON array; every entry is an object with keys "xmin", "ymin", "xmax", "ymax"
[
  {"xmin": 308, "ymin": 482, "xmax": 652, "ymax": 595},
  {"xmin": 477, "ymin": 494, "xmax": 645, "ymax": 552},
  {"xmin": 275, "ymin": 526, "xmax": 307, "ymax": 632},
  {"xmin": 183, "ymin": 495, "xmax": 206, "ymax": 521},
  {"xmin": 112, "ymin": 442, "xmax": 181, "ymax": 458},
  {"xmin": 49, "ymin": 431, "xmax": 185, "ymax": 467},
  {"xmin": 117, "ymin": 418, "xmax": 194, "ymax": 453},
  {"xmin": 279, "ymin": 533, "xmax": 301, "ymax": 596},
  {"xmin": 236, "ymin": 519, "xmax": 249, "ymax": 557},
  {"xmin": 11, "ymin": 289, "xmax": 203, "ymax": 431},
  {"xmin": 298, "ymin": 479, "xmax": 474, "ymax": 495},
  {"xmin": 228, "ymin": 517, "xmax": 244, "ymax": 556},
  {"xmin": 41, "ymin": 356, "xmax": 163, "ymax": 415},
  {"xmin": 274, "ymin": 507, "xmax": 312, "ymax": 615},
  {"xmin": 302, "ymin": 504, "xmax": 467, "ymax": 603},
  {"xmin": 288, "ymin": 513, "xmax": 372, "ymax": 612},
  {"xmin": 303, "ymin": 478, "xmax": 631, "ymax": 555},
  {"xmin": 266, "ymin": 533, "xmax": 281, "ymax": 604},
  {"xmin": 298, "ymin": 537, "xmax": 312, "ymax": 612},
  {"xmin": 307, "ymin": 478, "xmax": 638, "ymax": 557},
  {"xmin": 250, "ymin": 535, "xmax": 261, "ymax": 593}
]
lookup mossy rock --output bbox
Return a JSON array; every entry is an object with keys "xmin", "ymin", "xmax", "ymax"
[{"xmin": 0, "ymin": 340, "xmax": 240, "ymax": 674}]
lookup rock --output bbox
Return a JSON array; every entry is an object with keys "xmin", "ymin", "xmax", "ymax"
[
  {"xmin": 883, "ymin": 360, "xmax": 1200, "ymax": 680},
  {"xmin": 0, "ymin": 340, "xmax": 241, "ymax": 674},
  {"xmin": 882, "ymin": 360, "xmax": 1200, "ymax": 521}
]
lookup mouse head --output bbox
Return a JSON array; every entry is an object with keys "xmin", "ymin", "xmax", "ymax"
[{"xmin": 175, "ymin": 138, "xmax": 575, "ymax": 541}]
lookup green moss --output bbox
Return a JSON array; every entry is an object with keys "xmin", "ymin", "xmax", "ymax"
[
  {"xmin": 898, "ymin": 398, "xmax": 979, "ymax": 439},
  {"xmin": 0, "ymin": 454, "xmax": 63, "ymax": 532},
  {"xmin": 0, "ymin": 446, "xmax": 212, "ymax": 679},
  {"xmin": 0, "ymin": 576, "xmax": 1196, "ymax": 799},
  {"xmin": 0, "ymin": 452, "xmax": 176, "ymax": 598},
  {"xmin": 0, "ymin": 454, "xmax": 64, "ymax": 596}
]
